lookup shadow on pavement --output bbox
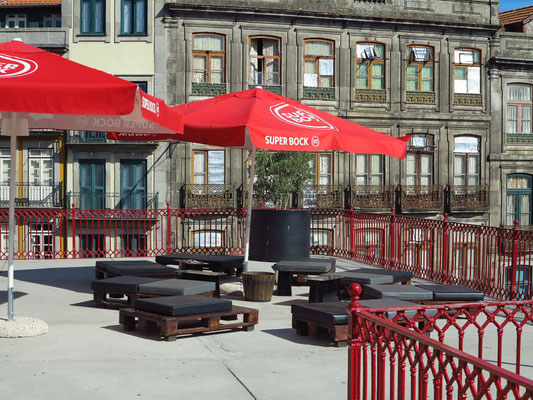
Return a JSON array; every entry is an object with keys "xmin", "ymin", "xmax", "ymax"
[
  {"xmin": 0, "ymin": 290, "xmax": 28, "ymax": 305},
  {"xmin": 261, "ymin": 328, "xmax": 333, "ymax": 347},
  {"xmin": 0, "ymin": 266, "xmax": 94, "ymax": 294}
]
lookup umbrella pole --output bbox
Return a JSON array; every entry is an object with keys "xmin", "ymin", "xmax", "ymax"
[{"xmin": 243, "ymin": 146, "xmax": 256, "ymax": 273}]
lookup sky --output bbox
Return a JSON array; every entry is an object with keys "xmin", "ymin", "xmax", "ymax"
[{"xmin": 499, "ymin": 0, "xmax": 533, "ymax": 12}]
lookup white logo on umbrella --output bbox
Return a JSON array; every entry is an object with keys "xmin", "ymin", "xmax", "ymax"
[
  {"xmin": 0, "ymin": 53, "xmax": 38, "ymax": 78},
  {"xmin": 270, "ymin": 102, "xmax": 338, "ymax": 131}
]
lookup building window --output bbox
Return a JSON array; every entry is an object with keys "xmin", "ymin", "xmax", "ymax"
[
  {"xmin": 192, "ymin": 150, "xmax": 225, "ymax": 184},
  {"xmin": 309, "ymin": 153, "xmax": 332, "ymax": 185},
  {"xmin": 120, "ymin": 160, "xmax": 146, "ymax": 209},
  {"xmin": 192, "ymin": 230, "xmax": 224, "ymax": 248},
  {"xmin": 506, "ymin": 174, "xmax": 532, "ymax": 226},
  {"xmin": 192, "ymin": 34, "xmax": 225, "ymax": 84},
  {"xmin": 5, "ymin": 14, "xmax": 26, "ymax": 28},
  {"xmin": 406, "ymin": 46, "xmax": 434, "ymax": 92},
  {"xmin": 122, "ymin": 233, "xmax": 146, "ymax": 256},
  {"xmin": 405, "ymin": 135, "xmax": 434, "ymax": 186},
  {"xmin": 453, "ymin": 49, "xmax": 481, "ymax": 94},
  {"xmin": 453, "ymin": 136, "xmax": 480, "ymax": 186},
  {"xmin": 28, "ymin": 149, "xmax": 54, "ymax": 202},
  {"xmin": 356, "ymin": 43, "xmax": 385, "ymax": 90},
  {"xmin": 80, "ymin": 233, "xmax": 105, "ymax": 258},
  {"xmin": 81, "ymin": 0, "xmax": 105, "ymax": 34},
  {"xmin": 121, "ymin": 0, "xmax": 146, "ymax": 35},
  {"xmin": 43, "ymin": 14, "xmax": 61, "ymax": 28},
  {"xmin": 249, "ymin": 36, "xmax": 281, "ymax": 86},
  {"xmin": 79, "ymin": 159, "xmax": 105, "ymax": 209},
  {"xmin": 507, "ymin": 84, "xmax": 532, "ymax": 135},
  {"xmin": 356, "ymin": 155, "xmax": 384, "ymax": 185},
  {"xmin": 131, "ymin": 81, "xmax": 148, "ymax": 93},
  {"xmin": 30, "ymin": 222, "xmax": 55, "ymax": 259},
  {"xmin": 0, "ymin": 149, "xmax": 10, "ymax": 202},
  {"xmin": 304, "ymin": 39, "xmax": 335, "ymax": 88}
]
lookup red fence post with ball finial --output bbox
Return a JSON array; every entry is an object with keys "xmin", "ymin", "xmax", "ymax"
[{"xmin": 348, "ymin": 283, "xmax": 363, "ymax": 400}]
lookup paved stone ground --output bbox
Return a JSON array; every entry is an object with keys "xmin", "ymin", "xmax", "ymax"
[{"xmin": 0, "ymin": 257, "xmax": 531, "ymax": 400}]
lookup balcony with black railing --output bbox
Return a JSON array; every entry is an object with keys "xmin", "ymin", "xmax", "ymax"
[
  {"xmin": 350, "ymin": 185, "xmax": 394, "ymax": 210},
  {"xmin": 181, "ymin": 184, "xmax": 237, "ymax": 208},
  {"xmin": 66, "ymin": 131, "xmax": 153, "ymax": 145},
  {"xmin": 400, "ymin": 185, "xmax": 444, "ymax": 211},
  {"xmin": 449, "ymin": 184, "xmax": 489, "ymax": 212},
  {"xmin": 67, "ymin": 191, "xmax": 158, "ymax": 210},
  {"xmin": 0, "ymin": 182, "xmax": 64, "ymax": 208},
  {"xmin": 300, "ymin": 185, "xmax": 344, "ymax": 209}
]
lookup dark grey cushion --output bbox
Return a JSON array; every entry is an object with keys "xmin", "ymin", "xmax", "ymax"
[
  {"xmin": 91, "ymin": 276, "xmax": 161, "ymax": 293},
  {"xmin": 102, "ymin": 262, "xmax": 177, "ymax": 277},
  {"xmin": 364, "ymin": 284, "xmax": 434, "ymax": 301},
  {"xmin": 96, "ymin": 260, "xmax": 160, "ymax": 272},
  {"xmin": 292, "ymin": 299, "xmax": 430, "ymax": 325},
  {"xmin": 332, "ymin": 271, "xmax": 393, "ymax": 285},
  {"xmin": 135, "ymin": 295, "xmax": 232, "ymax": 317},
  {"xmin": 416, "ymin": 284, "xmax": 485, "ymax": 301},
  {"xmin": 272, "ymin": 261, "xmax": 333, "ymax": 273},
  {"xmin": 294, "ymin": 257, "xmax": 336, "ymax": 269},
  {"xmin": 138, "ymin": 279, "xmax": 216, "ymax": 296},
  {"xmin": 354, "ymin": 268, "xmax": 413, "ymax": 283}
]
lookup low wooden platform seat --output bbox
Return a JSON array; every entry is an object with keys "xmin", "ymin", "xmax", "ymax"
[
  {"xmin": 291, "ymin": 299, "xmax": 433, "ymax": 346},
  {"xmin": 119, "ymin": 295, "xmax": 259, "ymax": 341},
  {"xmin": 415, "ymin": 284, "xmax": 485, "ymax": 302},
  {"xmin": 363, "ymin": 284, "xmax": 434, "ymax": 302},
  {"xmin": 155, "ymin": 254, "xmax": 244, "ymax": 276},
  {"xmin": 272, "ymin": 260, "xmax": 336, "ymax": 296},
  {"xmin": 92, "ymin": 276, "xmax": 217, "ymax": 308},
  {"xmin": 95, "ymin": 260, "xmax": 178, "ymax": 280},
  {"xmin": 350, "ymin": 268, "xmax": 413, "ymax": 285}
]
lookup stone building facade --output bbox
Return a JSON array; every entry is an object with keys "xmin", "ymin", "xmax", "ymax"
[{"xmin": 151, "ymin": 1, "xmax": 533, "ymax": 228}]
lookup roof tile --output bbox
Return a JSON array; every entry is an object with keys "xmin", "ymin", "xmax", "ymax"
[
  {"xmin": 499, "ymin": 5, "xmax": 533, "ymax": 26},
  {"xmin": 0, "ymin": 0, "xmax": 61, "ymax": 6}
]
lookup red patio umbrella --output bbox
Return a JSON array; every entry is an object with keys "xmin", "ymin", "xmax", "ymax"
[
  {"xmin": 0, "ymin": 39, "xmax": 183, "ymax": 321},
  {"xmin": 128, "ymin": 88, "xmax": 409, "ymax": 271}
]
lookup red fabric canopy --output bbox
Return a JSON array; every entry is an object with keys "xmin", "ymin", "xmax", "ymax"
[
  {"xmin": 0, "ymin": 40, "xmax": 183, "ymax": 135},
  {"xmin": 171, "ymin": 88, "xmax": 409, "ymax": 158}
]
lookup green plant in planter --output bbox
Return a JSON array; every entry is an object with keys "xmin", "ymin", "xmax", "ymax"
[{"xmin": 253, "ymin": 150, "xmax": 313, "ymax": 209}]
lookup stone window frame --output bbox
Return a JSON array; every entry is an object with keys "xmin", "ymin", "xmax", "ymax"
[
  {"xmin": 73, "ymin": 0, "xmax": 112, "ymax": 43},
  {"xmin": 114, "ymin": 0, "xmax": 153, "ymax": 43}
]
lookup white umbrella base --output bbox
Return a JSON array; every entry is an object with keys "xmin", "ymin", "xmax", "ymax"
[{"xmin": 0, "ymin": 316, "xmax": 48, "ymax": 338}]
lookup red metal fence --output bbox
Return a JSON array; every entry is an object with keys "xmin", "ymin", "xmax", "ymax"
[
  {"xmin": 347, "ymin": 284, "xmax": 533, "ymax": 400},
  {"xmin": 2, "ymin": 206, "xmax": 532, "ymax": 300}
]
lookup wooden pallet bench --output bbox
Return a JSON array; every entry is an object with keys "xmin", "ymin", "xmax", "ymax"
[
  {"xmin": 93, "ymin": 289, "xmax": 214, "ymax": 309},
  {"xmin": 119, "ymin": 306, "xmax": 259, "ymax": 341}
]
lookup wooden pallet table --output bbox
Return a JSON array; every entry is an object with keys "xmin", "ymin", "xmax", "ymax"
[{"xmin": 119, "ymin": 306, "xmax": 259, "ymax": 341}]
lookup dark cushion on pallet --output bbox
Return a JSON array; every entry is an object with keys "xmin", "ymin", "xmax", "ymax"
[
  {"xmin": 294, "ymin": 257, "xmax": 336, "ymax": 269},
  {"xmin": 416, "ymin": 284, "xmax": 485, "ymax": 301},
  {"xmin": 272, "ymin": 261, "xmax": 333, "ymax": 273},
  {"xmin": 364, "ymin": 284, "xmax": 434, "ymax": 301},
  {"xmin": 95, "ymin": 260, "xmax": 160, "ymax": 272},
  {"xmin": 156, "ymin": 254, "xmax": 244, "ymax": 270},
  {"xmin": 331, "ymin": 271, "xmax": 393, "ymax": 285},
  {"xmin": 135, "ymin": 295, "xmax": 232, "ymax": 317},
  {"xmin": 138, "ymin": 279, "xmax": 216, "ymax": 296},
  {"xmin": 100, "ymin": 261, "xmax": 177, "ymax": 278},
  {"xmin": 353, "ymin": 268, "xmax": 413, "ymax": 283},
  {"xmin": 291, "ymin": 298, "xmax": 425, "ymax": 325},
  {"xmin": 91, "ymin": 276, "xmax": 161, "ymax": 293}
]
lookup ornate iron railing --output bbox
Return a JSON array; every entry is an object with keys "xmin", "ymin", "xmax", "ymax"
[
  {"xmin": 248, "ymin": 84, "xmax": 282, "ymax": 95},
  {"xmin": 507, "ymin": 133, "xmax": 533, "ymax": 144},
  {"xmin": 66, "ymin": 191, "xmax": 158, "ymax": 210},
  {"xmin": 449, "ymin": 184, "xmax": 489, "ymax": 210},
  {"xmin": 0, "ymin": 181, "xmax": 64, "ymax": 208},
  {"xmin": 354, "ymin": 89, "xmax": 386, "ymax": 102},
  {"xmin": 182, "ymin": 184, "xmax": 237, "ymax": 208},
  {"xmin": 301, "ymin": 185, "xmax": 344, "ymax": 209},
  {"xmin": 454, "ymin": 93, "xmax": 483, "ymax": 105},
  {"xmin": 302, "ymin": 86, "xmax": 336, "ymax": 100},
  {"xmin": 400, "ymin": 184, "xmax": 444, "ymax": 210},
  {"xmin": 350, "ymin": 185, "xmax": 394, "ymax": 210},
  {"xmin": 191, "ymin": 83, "xmax": 227, "ymax": 97},
  {"xmin": 406, "ymin": 91, "xmax": 435, "ymax": 104}
]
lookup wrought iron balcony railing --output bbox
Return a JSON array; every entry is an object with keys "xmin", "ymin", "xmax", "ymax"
[
  {"xmin": 182, "ymin": 184, "xmax": 237, "ymax": 208},
  {"xmin": 66, "ymin": 131, "xmax": 151, "ymax": 144},
  {"xmin": 350, "ymin": 185, "xmax": 394, "ymax": 210},
  {"xmin": 0, "ymin": 182, "xmax": 64, "ymax": 208},
  {"xmin": 301, "ymin": 185, "xmax": 344, "ymax": 209},
  {"xmin": 400, "ymin": 185, "xmax": 444, "ymax": 211},
  {"xmin": 67, "ymin": 192, "xmax": 158, "ymax": 210},
  {"xmin": 449, "ymin": 184, "xmax": 489, "ymax": 211}
]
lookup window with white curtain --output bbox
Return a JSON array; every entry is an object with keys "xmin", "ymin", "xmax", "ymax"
[
  {"xmin": 356, "ymin": 155, "xmax": 384, "ymax": 185},
  {"xmin": 454, "ymin": 49, "xmax": 481, "ymax": 94},
  {"xmin": 249, "ymin": 37, "xmax": 281, "ymax": 86},
  {"xmin": 453, "ymin": 136, "xmax": 480, "ymax": 186},
  {"xmin": 304, "ymin": 39, "xmax": 335, "ymax": 88},
  {"xmin": 308, "ymin": 153, "xmax": 332, "ymax": 185},
  {"xmin": 405, "ymin": 135, "xmax": 434, "ymax": 186},
  {"xmin": 0, "ymin": 149, "xmax": 9, "ymax": 202},
  {"xmin": 192, "ymin": 230, "xmax": 224, "ymax": 248},
  {"xmin": 356, "ymin": 43, "xmax": 385, "ymax": 90},
  {"xmin": 406, "ymin": 46, "xmax": 434, "ymax": 92},
  {"xmin": 507, "ymin": 84, "xmax": 532, "ymax": 134},
  {"xmin": 192, "ymin": 150, "xmax": 225, "ymax": 185},
  {"xmin": 192, "ymin": 34, "xmax": 225, "ymax": 84}
]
